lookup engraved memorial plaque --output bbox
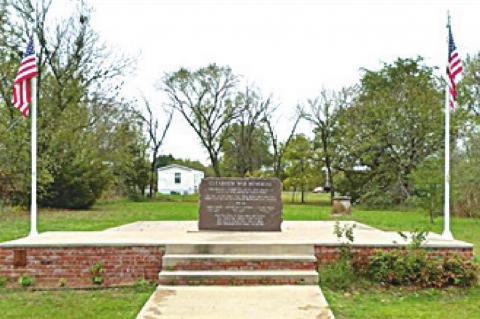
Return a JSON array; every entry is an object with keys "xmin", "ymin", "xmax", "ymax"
[{"xmin": 198, "ymin": 178, "xmax": 282, "ymax": 231}]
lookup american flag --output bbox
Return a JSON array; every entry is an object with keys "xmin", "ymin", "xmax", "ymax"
[
  {"xmin": 447, "ymin": 24, "xmax": 462, "ymax": 110},
  {"xmin": 12, "ymin": 35, "xmax": 38, "ymax": 117}
]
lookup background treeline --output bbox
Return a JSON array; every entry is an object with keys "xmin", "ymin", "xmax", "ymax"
[
  {"xmin": 161, "ymin": 58, "xmax": 480, "ymax": 219},
  {"xmin": 0, "ymin": 1, "xmax": 479, "ymax": 219}
]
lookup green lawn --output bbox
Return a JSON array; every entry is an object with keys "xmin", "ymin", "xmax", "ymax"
[
  {"xmin": 1, "ymin": 194, "xmax": 478, "ymax": 256},
  {"xmin": 324, "ymin": 287, "xmax": 480, "ymax": 319},
  {"xmin": 0, "ymin": 286, "xmax": 155, "ymax": 319},
  {"xmin": 0, "ymin": 194, "xmax": 479, "ymax": 319}
]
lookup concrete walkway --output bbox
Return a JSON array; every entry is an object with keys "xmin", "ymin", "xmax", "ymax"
[{"xmin": 136, "ymin": 285, "xmax": 334, "ymax": 319}]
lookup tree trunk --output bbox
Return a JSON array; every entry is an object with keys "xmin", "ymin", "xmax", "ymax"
[
  {"xmin": 209, "ymin": 152, "xmax": 221, "ymax": 177},
  {"xmin": 149, "ymin": 149, "xmax": 157, "ymax": 198},
  {"xmin": 301, "ymin": 159, "xmax": 305, "ymax": 204},
  {"xmin": 327, "ymin": 166, "xmax": 334, "ymax": 204},
  {"xmin": 323, "ymin": 135, "xmax": 334, "ymax": 204}
]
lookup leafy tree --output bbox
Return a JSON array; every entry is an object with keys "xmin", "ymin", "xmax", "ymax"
[
  {"xmin": 0, "ymin": 0, "xmax": 142, "ymax": 208},
  {"xmin": 338, "ymin": 57, "xmax": 444, "ymax": 206},
  {"xmin": 302, "ymin": 88, "xmax": 354, "ymax": 202},
  {"xmin": 448, "ymin": 52, "xmax": 480, "ymax": 217},
  {"xmin": 156, "ymin": 154, "xmax": 176, "ymax": 168},
  {"xmin": 109, "ymin": 120, "xmax": 150, "ymax": 200},
  {"xmin": 457, "ymin": 53, "xmax": 480, "ymax": 117},
  {"xmin": 451, "ymin": 131, "xmax": 480, "ymax": 218},
  {"xmin": 283, "ymin": 134, "xmax": 314, "ymax": 203},
  {"xmin": 162, "ymin": 64, "xmax": 241, "ymax": 176},
  {"xmin": 220, "ymin": 87, "xmax": 272, "ymax": 176},
  {"xmin": 409, "ymin": 157, "xmax": 443, "ymax": 223},
  {"xmin": 156, "ymin": 154, "xmax": 211, "ymax": 176},
  {"xmin": 221, "ymin": 123, "xmax": 271, "ymax": 176}
]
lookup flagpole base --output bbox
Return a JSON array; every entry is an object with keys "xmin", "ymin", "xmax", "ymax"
[
  {"xmin": 28, "ymin": 230, "xmax": 38, "ymax": 237},
  {"xmin": 441, "ymin": 230, "xmax": 454, "ymax": 240}
]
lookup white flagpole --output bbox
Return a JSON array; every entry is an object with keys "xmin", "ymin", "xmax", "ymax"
[
  {"xmin": 442, "ymin": 12, "xmax": 453, "ymax": 240},
  {"xmin": 29, "ymin": 3, "xmax": 38, "ymax": 237},
  {"xmin": 29, "ymin": 76, "xmax": 38, "ymax": 237}
]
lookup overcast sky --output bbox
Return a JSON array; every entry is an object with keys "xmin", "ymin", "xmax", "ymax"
[{"xmin": 63, "ymin": 0, "xmax": 480, "ymax": 164}]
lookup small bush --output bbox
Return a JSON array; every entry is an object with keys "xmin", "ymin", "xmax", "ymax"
[
  {"xmin": 319, "ymin": 257, "xmax": 356, "ymax": 290},
  {"xmin": 320, "ymin": 222, "xmax": 357, "ymax": 290},
  {"xmin": 0, "ymin": 276, "xmax": 7, "ymax": 287},
  {"xmin": 365, "ymin": 250, "xmax": 478, "ymax": 288},
  {"xmin": 128, "ymin": 191, "xmax": 147, "ymax": 202},
  {"xmin": 18, "ymin": 275, "xmax": 33, "ymax": 288},
  {"xmin": 90, "ymin": 262, "xmax": 105, "ymax": 285},
  {"xmin": 58, "ymin": 278, "xmax": 67, "ymax": 287},
  {"xmin": 133, "ymin": 277, "xmax": 153, "ymax": 292}
]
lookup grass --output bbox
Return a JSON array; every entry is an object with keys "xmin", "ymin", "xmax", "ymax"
[
  {"xmin": 0, "ymin": 286, "xmax": 155, "ymax": 319},
  {"xmin": 324, "ymin": 286, "xmax": 480, "ymax": 319},
  {"xmin": 1, "ymin": 193, "xmax": 479, "ymax": 256},
  {"xmin": 0, "ymin": 193, "xmax": 479, "ymax": 318}
]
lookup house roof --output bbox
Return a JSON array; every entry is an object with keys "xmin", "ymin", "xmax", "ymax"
[{"xmin": 157, "ymin": 164, "xmax": 203, "ymax": 173}]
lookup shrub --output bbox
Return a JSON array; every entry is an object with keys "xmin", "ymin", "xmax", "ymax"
[
  {"xmin": 41, "ymin": 157, "xmax": 110, "ymax": 209},
  {"xmin": 58, "ymin": 278, "xmax": 67, "ymax": 287},
  {"xmin": 90, "ymin": 262, "xmax": 105, "ymax": 285},
  {"xmin": 133, "ymin": 277, "xmax": 153, "ymax": 292},
  {"xmin": 18, "ymin": 275, "xmax": 33, "ymax": 288},
  {"xmin": 365, "ymin": 249, "xmax": 478, "ymax": 288},
  {"xmin": 0, "ymin": 276, "xmax": 7, "ymax": 287},
  {"xmin": 128, "ymin": 191, "xmax": 147, "ymax": 202},
  {"xmin": 320, "ymin": 221, "xmax": 357, "ymax": 290},
  {"xmin": 319, "ymin": 257, "xmax": 356, "ymax": 290}
]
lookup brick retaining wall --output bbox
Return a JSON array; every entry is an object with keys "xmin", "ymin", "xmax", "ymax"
[
  {"xmin": 0, "ymin": 246, "xmax": 164, "ymax": 288},
  {"xmin": 314, "ymin": 245, "xmax": 474, "ymax": 265},
  {"xmin": 0, "ymin": 245, "xmax": 473, "ymax": 288}
]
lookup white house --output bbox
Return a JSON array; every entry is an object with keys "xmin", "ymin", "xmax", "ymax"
[{"xmin": 157, "ymin": 164, "xmax": 204, "ymax": 195}]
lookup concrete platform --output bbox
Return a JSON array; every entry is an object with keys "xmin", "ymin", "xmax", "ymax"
[
  {"xmin": 136, "ymin": 285, "xmax": 334, "ymax": 319},
  {"xmin": 0, "ymin": 221, "xmax": 473, "ymax": 248}
]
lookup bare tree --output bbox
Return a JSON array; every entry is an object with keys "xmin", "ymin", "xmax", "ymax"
[
  {"xmin": 263, "ymin": 108, "xmax": 301, "ymax": 179},
  {"xmin": 223, "ymin": 86, "xmax": 273, "ymax": 176},
  {"xmin": 137, "ymin": 97, "xmax": 173, "ymax": 198},
  {"xmin": 302, "ymin": 88, "xmax": 353, "ymax": 202},
  {"xmin": 162, "ymin": 64, "xmax": 240, "ymax": 176}
]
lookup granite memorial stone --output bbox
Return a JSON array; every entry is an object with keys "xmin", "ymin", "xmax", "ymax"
[{"xmin": 198, "ymin": 177, "xmax": 282, "ymax": 231}]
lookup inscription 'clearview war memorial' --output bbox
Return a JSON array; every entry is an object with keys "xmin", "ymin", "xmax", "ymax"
[{"xmin": 198, "ymin": 178, "xmax": 283, "ymax": 231}]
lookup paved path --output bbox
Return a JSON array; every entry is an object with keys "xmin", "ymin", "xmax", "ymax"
[{"xmin": 136, "ymin": 285, "xmax": 334, "ymax": 319}]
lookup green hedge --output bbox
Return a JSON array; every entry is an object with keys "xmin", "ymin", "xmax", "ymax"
[{"xmin": 361, "ymin": 250, "xmax": 478, "ymax": 288}]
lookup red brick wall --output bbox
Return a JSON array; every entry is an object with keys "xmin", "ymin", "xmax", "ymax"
[
  {"xmin": 0, "ymin": 244, "xmax": 473, "ymax": 287},
  {"xmin": 0, "ymin": 246, "xmax": 164, "ymax": 288},
  {"xmin": 314, "ymin": 245, "xmax": 474, "ymax": 265}
]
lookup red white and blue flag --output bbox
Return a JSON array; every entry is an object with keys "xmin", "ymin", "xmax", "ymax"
[
  {"xmin": 12, "ymin": 35, "xmax": 38, "ymax": 117},
  {"xmin": 447, "ymin": 24, "xmax": 462, "ymax": 110}
]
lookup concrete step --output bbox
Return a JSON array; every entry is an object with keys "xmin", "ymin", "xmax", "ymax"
[
  {"xmin": 158, "ymin": 270, "xmax": 319, "ymax": 286},
  {"xmin": 162, "ymin": 254, "xmax": 317, "ymax": 271},
  {"xmin": 165, "ymin": 244, "xmax": 315, "ymax": 255}
]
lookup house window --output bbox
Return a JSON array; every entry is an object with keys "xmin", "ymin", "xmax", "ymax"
[{"xmin": 174, "ymin": 172, "xmax": 181, "ymax": 184}]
